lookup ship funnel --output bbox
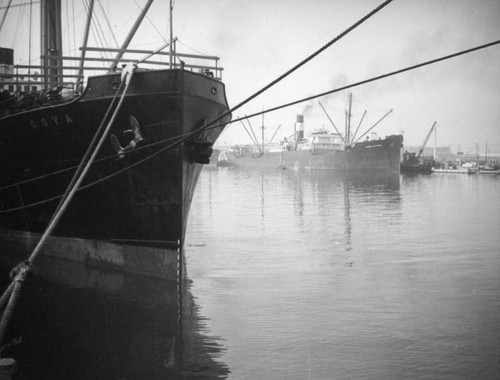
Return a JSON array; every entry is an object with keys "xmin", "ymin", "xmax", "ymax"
[
  {"xmin": 295, "ymin": 114, "xmax": 304, "ymax": 142},
  {"xmin": 0, "ymin": 48, "xmax": 14, "ymax": 75}
]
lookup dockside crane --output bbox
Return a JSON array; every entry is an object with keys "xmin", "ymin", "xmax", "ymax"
[
  {"xmin": 416, "ymin": 121, "xmax": 437, "ymax": 162},
  {"xmin": 401, "ymin": 121, "xmax": 437, "ymax": 173}
]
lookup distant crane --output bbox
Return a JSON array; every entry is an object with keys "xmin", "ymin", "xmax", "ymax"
[
  {"xmin": 401, "ymin": 121, "xmax": 437, "ymax": 173},
  {"xmin": 416, "ymin": 121, "xmax": 437, "ymax": 162}
]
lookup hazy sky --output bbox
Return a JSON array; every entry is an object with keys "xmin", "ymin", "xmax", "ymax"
[
  {"xmin": 174, "ymin": 0, "xmax": 500, "ymax": 153},
  {"xmin": 2, "ymin": 0, "xmax": 499, "ymax": 153}
]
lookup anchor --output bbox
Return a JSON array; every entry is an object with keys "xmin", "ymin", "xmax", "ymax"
[{"xmin": 110, "ymin": 116, "xmax": 143, "ymax": 158}]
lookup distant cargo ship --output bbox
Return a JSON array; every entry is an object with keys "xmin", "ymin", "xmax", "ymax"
[
  {"xmin": 221, "ymin": 95, "xmax": 403, "ymax": 172},
  {"xmin": 223, "ymin": 129, "xmax": 403, "ymax": 172}
]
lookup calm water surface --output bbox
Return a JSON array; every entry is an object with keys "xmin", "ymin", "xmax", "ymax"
[
  {"xmin": 186, "ymin": 168, "xmax": 500, "ymax": 379},
  {"xmin": 1, "ymin": 168, "xmax": 499, "ymax": 379}
]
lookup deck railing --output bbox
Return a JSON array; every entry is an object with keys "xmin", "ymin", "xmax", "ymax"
[{"xmin": 1, "ymin": 43, "xmax": 223, "ymax": 94}]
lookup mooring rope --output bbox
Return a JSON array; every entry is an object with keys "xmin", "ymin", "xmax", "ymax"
[
  {"xmin": 6, "ymin": 36, "xmax": 498, "ymax": 217},
  {"xmin": 226, "ymin": 39, "xmax": 500, "ymax": 126},
  {"xmin": 2, "ymin": 37, "xmax": 498, "ymax": 219},
  {"xmin": 0, "ymin": 0, "xmax": 496, "ymax": 355},
  {"xmin": 47, "ymin": 79, "xmax": 125, "ymax": 226},
  {"xmin": 0, "ymin": 63, "xmax": 136, "ymax": 349},
  {"xmin": 0, "ymin": 266, "xmax": 29, "ymax": 349},
  {"xmin": 29, "ymin": 65, "xmax": 135, "ymax": 266},
  {"xmin": 165, "ymin": 0, "xmax": 395, "ymax": 146},
  {"xmin": 0, "ymin": 0, "xmax": 393, "ymax": 214},
  {"xmin": 33, "ymin": 0, "xmax": 395, "ymax": 190}
]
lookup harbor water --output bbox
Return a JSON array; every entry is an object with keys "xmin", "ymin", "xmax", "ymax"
[
  {"xmin": 1, "ymin": 168, "xmax": 500, "ymax": 379},
  {"xmin": 186, "ymin": 168, "xmax": 500, "ymax": 380}
]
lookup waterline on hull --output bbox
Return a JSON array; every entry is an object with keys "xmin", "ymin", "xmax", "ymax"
[{"xmin": 0, "ymin": 228, "xmax": 179, "ymax": 280}]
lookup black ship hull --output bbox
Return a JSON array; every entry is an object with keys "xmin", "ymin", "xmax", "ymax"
[{"xmin": 0, "ymin": 69, "xmax": 230, "ymax": 279}]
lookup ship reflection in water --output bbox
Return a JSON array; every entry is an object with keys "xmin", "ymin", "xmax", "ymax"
[
  {"xmin": 2, "ymin": 168, "xmax": 499, "ymax": 379},
  {"xmin": 186, "ymin": 167, "xmax": 500, "ymax": 379},
  {"xmin": 0, "ymin": 254, "xmax": 229, "ymax": 379}
]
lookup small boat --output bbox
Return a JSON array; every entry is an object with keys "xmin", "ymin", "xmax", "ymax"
[
  {"xmin": 478, "ymin": 164, "xmax": 500, "ymax": 174},
  {"xmin": 478, "ymin": 142, "xmax": 499, "ymax": 174},
  {"xmin": 432, "ymin": 162, "xmax": 478, "ymax": 174},
  {"xmin": 0, "ymin": 0, "xmax": 231, "ymax": 279},
  {"xmin": 216, "ymin": 150, "xmax": 232, "ymax": 167}
]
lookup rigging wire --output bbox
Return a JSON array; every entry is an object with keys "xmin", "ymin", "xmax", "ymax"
[
  {"xmin": 96, "ymin": 0, "xmax": 119, "ymax": 48},
  {"xmin": 189, "ymin": 0, "xmax": 394, "ymax": 139},
  {"xmin": 132, "ymin": 0, "xmax": 165, "ymax": 43},
  {"xmin": 2, "ymin": 35, "xmax": 500, "ymax": 194},
  {"xmin": 350, "ymin": 93, "xmax": 390, "ymax": 114},
  {"xmin": 2, "ymin": 38, "xmax": 499, "ymax": 215},
  {"xmin": 91, "ymin": 2, "xmax": 113, "ymax": 61},
  {"xmin": 1, "ymin": 2, "xmax": 499, "ymax": 215},
  {"xmin": 49, "ymin": 0, "xmax": 390, "ymax": 169},
  {"xmin": 83, "ymin": 0, "xmax": 111, "ymax": 64},
  {"xmin": 0, "ymin": 0, "xmax": 13, "ymax": 32},
  {"xmin": 11, "ymin": 3, "xmax": 25, "ymax": 54},
  {"xmin": 176, "ymin": 38, "xmax": 210, "ymax": 57},
  {"xmin": 226, "ymin": 39, "xmax": 500, "ymax": 128}
]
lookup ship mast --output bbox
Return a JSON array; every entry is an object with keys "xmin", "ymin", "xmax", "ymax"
[
  {"xmin": 169, "ymin": 0, "xmax": 173, "ymax": 68},
  {"xmin": 76, "ymin": 0, "xmax": 95, "ymax": 93},
  {"xmin": 261, "ymin": 110, "xmax": 265, "ymax": 154},
  {"xmin": 40, "ymin": 0, "xmax": 62, "ymax": 89},
  {"xmin": 346, "ymin": 91, "xmax": 353, "ymax": 145}
]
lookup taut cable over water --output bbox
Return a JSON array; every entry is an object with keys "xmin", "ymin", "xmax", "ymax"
[
  {"xmin": 0, "ymin": 1, "xmax": 498, "ymax": 375},
  {"xmin": 0, "ymin": 2, "xmax": 396, "ymax": 364},
  {"xmin": 165, "ymin": 0, "xmax": 395, "ymax": 145},
  {"xmin": 0, "ymin": 0, "xmax": 497, "ymax": 294},
  {"xmin": 1, "ymin": 38, "xmax": 499, "ymax": 216},
  {"xmin": 0, "ymin": 0, "xmax": 394, "ymax": 215},
  {"xmin": 228, "ymin": 39, "xmax": 500, "ymax": 126}
]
